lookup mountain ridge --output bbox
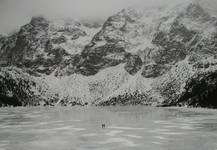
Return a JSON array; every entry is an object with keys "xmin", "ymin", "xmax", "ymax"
[{"xmin": 0, "ymin": 1, "xmax": 217, "ymax": 107}]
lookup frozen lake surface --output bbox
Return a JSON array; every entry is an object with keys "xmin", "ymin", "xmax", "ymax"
[{"xmin": 0, "ymin": 106, "xmax": 217, "ymax": 150}]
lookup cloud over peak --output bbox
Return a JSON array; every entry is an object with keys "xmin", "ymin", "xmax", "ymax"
[{"xmin": 0, "ymin": 0, "xmax": 216, "ymax": 34}]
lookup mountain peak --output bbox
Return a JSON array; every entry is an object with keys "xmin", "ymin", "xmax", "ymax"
[
  {"xmin": 118, "ymin": 0, "xmax": 212, "ymax": 22},
  {"xmin": 30, "ymin": 16, "xmax": 50, "ymax": 27},
  {"xmin": 183, "ymin": 1, "xmax": 210, "ymax": 19}
]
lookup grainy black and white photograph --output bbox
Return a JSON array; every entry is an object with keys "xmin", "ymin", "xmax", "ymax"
[{"xmin": 0, "ymin": 0, "xmax": 217, "ymax": 149}]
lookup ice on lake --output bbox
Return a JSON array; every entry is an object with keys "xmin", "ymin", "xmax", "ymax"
[{"xmin": 0, "ymin": 106, "xmax": 217, "ymax": 150}]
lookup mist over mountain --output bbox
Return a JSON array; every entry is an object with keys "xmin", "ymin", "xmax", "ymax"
[{"xmin": 1, "ymin": 0, "xmax": 217, "ymax": 34}]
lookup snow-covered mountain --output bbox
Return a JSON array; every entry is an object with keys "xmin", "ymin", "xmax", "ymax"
[{"xmin": 1, "ymin": 0, "xmax": 217, "ymax": 108}]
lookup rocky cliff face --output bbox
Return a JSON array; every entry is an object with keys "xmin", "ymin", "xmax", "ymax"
[
  {"xmin": 0, "ymin": 1, "xmax": 217, "ymax": 108},
  {"xmin": 0, "ymin": 17, "xmax": 100, "ymax": 76}
]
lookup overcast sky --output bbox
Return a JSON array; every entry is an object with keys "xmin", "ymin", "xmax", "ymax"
[{"xmin": 0, "ymin": 0, "xmax": 216, "ymax": 35}]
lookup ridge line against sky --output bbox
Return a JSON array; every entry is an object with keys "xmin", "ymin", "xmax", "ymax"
[{"xmin": 0, "ymin": 0, "xmax": 217, "ymax": 35}]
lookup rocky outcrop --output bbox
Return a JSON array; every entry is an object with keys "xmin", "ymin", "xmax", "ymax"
[
  {"xmin": 151, "ymin": 21, "xmax": 193, "ymax": 64},
  {"xmin": 142, "ymin": 63, "xmax": 170, "ymax": 78},
  {"xmin": 0, "ymin": 34, "xmax": 17, "ymax": 66},
  {"xmin": 11, "ymin": 17, "xmax": 49, "ymax": 65},
  {"xmin": 77, "ymin": 43, "xmax": 126, "ymax": 75},
  {"xmin": 124, "ymin": 54, "xmax": 143, "ymax": 75}
]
